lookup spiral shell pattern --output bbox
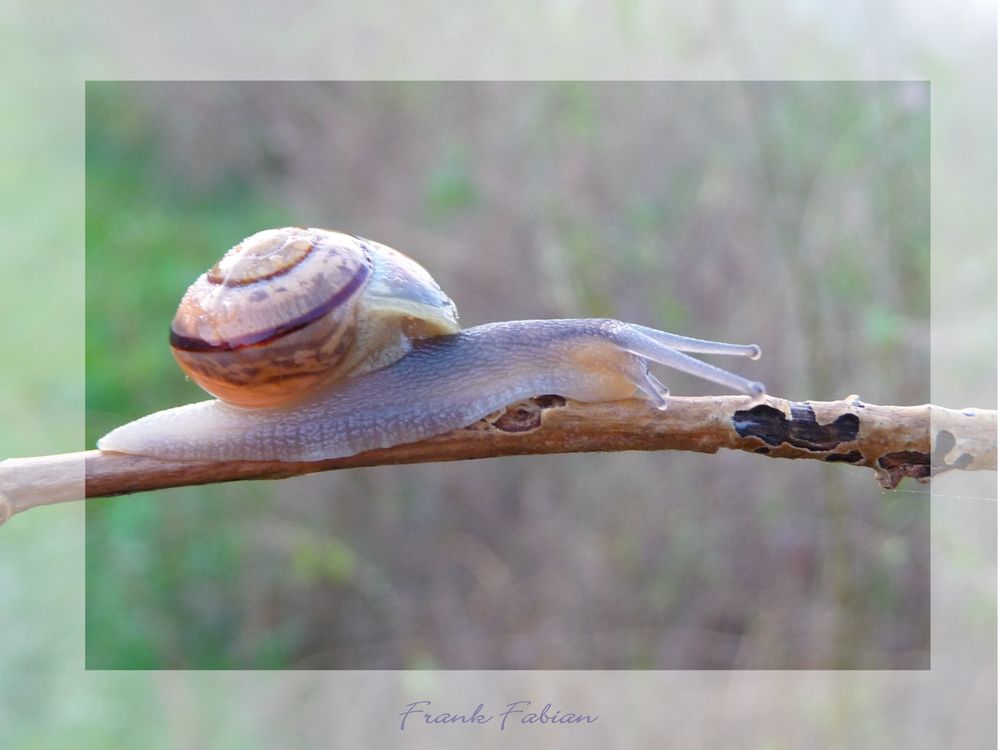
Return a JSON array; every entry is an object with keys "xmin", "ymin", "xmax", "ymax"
[{"xmin": 169, "ymin": 228, "xmax": 372, "ymax": 408}]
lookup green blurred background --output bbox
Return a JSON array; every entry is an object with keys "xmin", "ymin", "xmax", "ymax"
[{"xmin": 85, "ymin": 81, "xmax": 930, "ymax": 669}]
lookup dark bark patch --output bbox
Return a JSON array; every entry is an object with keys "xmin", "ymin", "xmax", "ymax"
[
  {"xmin": 826, "ymin": 450, "xmax": 864, "ymax": 464},
  {"xmin": 533, "ymin": 395, "xmax": 567, "ymax": 409},
  {"xmin": 489, "ymin": 395, "xmax": 566, "ymax": 433},
  {"xmin": 732, "ymin": 403, "xmax": 860, "ymax": 451},
  {"xmin": 931, "ymin": 429, "xmax": 973, "ymax": 472},
  {"xmin": 877, "ymin": 451, "xmax": 931, "ymax": 487}
]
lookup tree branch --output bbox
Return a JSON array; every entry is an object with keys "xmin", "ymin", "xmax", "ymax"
[{"xmin": 1, "ymin": 394, "xmax": 995, "ymax": 525}]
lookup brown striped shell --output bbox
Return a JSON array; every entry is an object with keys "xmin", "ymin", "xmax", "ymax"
[{"xmin": 169, "ymin": 227, "xmax": 460, "ymax": 408}]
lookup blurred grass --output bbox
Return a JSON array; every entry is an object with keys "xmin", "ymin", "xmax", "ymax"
[
  {"xmin": 84, "ymin": 81, "xmax": 931, "ymax": 670},
  {"xmin": 86, "ymin": 83, "xmax": 301, "ymax": 668}
]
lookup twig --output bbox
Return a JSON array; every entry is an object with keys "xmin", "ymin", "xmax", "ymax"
[{"xmin": 0, "ymin": 394, "xmax": 995, "ymax": 525}]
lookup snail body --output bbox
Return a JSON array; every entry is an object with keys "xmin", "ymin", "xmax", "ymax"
[{"xmin": 98, "ymin": 228, "xmax": 765, "ymax": 462}]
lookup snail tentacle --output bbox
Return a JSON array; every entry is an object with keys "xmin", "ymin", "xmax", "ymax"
[
  {"xmin": 610, "ymin": 322, "xmax": 765, "ymax": 398},
  {"xmin": 628, "ymin": 324, "xmax": 762, "ymax": 360}
]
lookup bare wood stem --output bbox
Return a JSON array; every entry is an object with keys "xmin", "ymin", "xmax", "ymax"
[{"xmin": 0, "ymin": 395, "xmax": 995, "ymax": 525}]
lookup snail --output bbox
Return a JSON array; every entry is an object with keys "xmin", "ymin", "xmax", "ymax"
[{"xmin": 97, "ymin": 227, "xmax": 766, "ymax": 462}]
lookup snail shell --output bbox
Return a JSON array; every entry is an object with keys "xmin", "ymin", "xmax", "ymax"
[{"xmin": 168, "ymin": 227, "xmax": 459, "ymax": 408}]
